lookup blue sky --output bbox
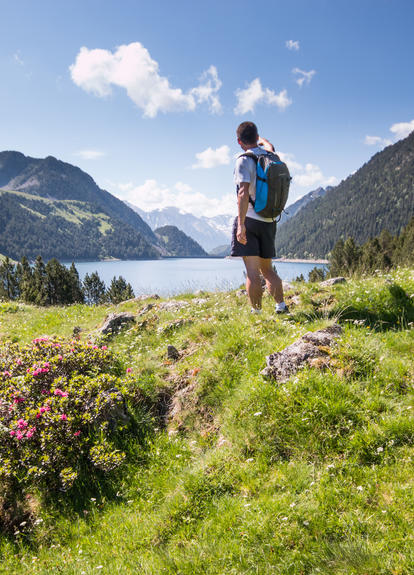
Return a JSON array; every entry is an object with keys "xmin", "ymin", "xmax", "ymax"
[{"xmin": 1, "ymin": 0, "xmax": 413, "ymax": 217}]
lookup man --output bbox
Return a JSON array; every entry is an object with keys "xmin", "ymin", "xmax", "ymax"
[{"xmin": 231, "ymin": 121, "xmax": 287, "ymax": 314}]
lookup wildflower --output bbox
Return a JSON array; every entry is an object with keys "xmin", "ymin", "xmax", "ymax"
[
  {"xmin": 60, "ymin": 414, "xmax": 68, "ymax": 421},
  {"xmin": 377, "ymin": 446, "xmax": 384, "ymax": 453},
  {"xmin": 2, "ymin": 371, "xmax": 11, "ymax": 377},
  {"xmin": 16, "ymin": 431, "xmax": 25, "ymax": 440},
  {"xmin": 356, "ymin": 485, "xmax": 363, "ymax": 491},
  {"xmin": 26, "ymin": 427, "xmax": 36, "ymax": 439},
  {"xmin": 253, "ymin": 411, "xmax": 262, "ymax": 417},
  {"xmin": 74, "ymin": 430, "xmax": 81, "ymax": 437},
  {"xmin": 17, "ymin": 419, "xmax": 28, "ymax": 429},
  {"xmin": 10, "ymin": 430, "xmax": 15, "ymax": 436},
  {"xmin": 126, "ymin": 367, "xmax": 132, "ymax": 373},
  {"xmin": 101, "ymin": 346, "xmax": 108, "ymax": 350}
]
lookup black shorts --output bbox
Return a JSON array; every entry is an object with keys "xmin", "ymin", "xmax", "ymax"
[{"xmin": 231, "ymin": 216, "xmax": 276, "ymax": 259}]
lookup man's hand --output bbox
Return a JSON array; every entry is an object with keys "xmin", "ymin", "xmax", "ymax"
[{"xmin": 237, "ymin": 222, "xmax": 247, "ymax": 245}]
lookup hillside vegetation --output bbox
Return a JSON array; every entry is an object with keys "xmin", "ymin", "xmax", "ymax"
[
  {"xmin": 0, "ymin": 270, "xmax": 413, "ymax": 574},
  {"xmin": 276, "ymin": 131, "xmax": 414, "ymax": 258},
  {"xmin": 155, "ymin": 225, "xmax": 208, "ymax": 257},
  {"xmin": 0, "ymin": 152, "xmax": 161, "ymax": 260}
]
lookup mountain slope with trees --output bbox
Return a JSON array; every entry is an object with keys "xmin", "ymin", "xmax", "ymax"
[
  {"xmin": 0, "ymin": 190, "xmax": 160, "ymax": 260},
  {"xmin": 276, "ymin": 131, "xmax": 414, "ymax": 258},
  {"xmin": 155, "ymin": 225, "xmax": 208, "ymax": 257},
  {"xmin": 0, "ymin": 151, "xmax": 164, "ymax": 260}
]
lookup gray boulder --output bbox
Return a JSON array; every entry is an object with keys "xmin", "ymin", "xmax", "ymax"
[
  {"xmin": 320, "ymin": 277, "xmax": 346, "ymax": 287},
  {"xmin": 98, "ymin": 312, "xmax": 135, "ymax": 335},
  {"xmin": 261, "ymin": 324, "xmax": 342, "ymax": 382}
]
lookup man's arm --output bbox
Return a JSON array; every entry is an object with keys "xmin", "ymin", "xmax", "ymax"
[
  {"xmin": 237, "ymin": 182, "xmax": 250, "ymax": 245},
  {"xmin": 258, "ymin": 136, "xmax": 275, "ymax": 153}
]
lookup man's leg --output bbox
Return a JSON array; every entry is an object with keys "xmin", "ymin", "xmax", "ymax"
[
  {"xmin": 259, "ymin": 258, "xmax": 284, "ymax": 303},
  {"xmin": 243, "ymin": 256, "xmax": 262, "ymax": 310}
]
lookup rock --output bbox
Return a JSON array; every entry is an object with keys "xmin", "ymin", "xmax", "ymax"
[
  {"xmin": 159, "ymin": 300, "xmax": 189, "ymax": 311},
  {"xmin": 72, "ymin": 326, "xmax": 82, "ymax": 338},
  {"xmin": 261, "ymin": 324, "xmax": 342, "ymax": 382},
  {"xmin": 320, "ymin": 277, "xmax": 346, "ymax": 287},
  {"xmin": 290, "ymin": 295, "xmax": 301, "ymax": 306},
  {"xmin": 98, "ymin": 312, "xmax": 135, "ymax": 335},
  {"xmin": 282, "ymin": 281, "xmax": 294, "ymax": 292},
  {"xmin": 139, "ymin": 303, "xmax": 154, "ymax": 315},
  {"xmin": 167, "ymin": 345, "xmax": 180, "ymax": 360}
]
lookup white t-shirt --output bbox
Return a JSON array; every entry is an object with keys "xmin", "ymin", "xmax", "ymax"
[{"xmin": 233, "ymin": 146, "xmax": 274, "ymax": 223}]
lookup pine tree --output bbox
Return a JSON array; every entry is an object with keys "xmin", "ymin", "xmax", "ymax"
[
  {"xmin": 32, "ymin": 256, "xmax": 49, "ymax": 305},
  {"xmin": 68, "ymin": 262, "xmax": 84, "ymax": 304},
  {"xmin": 107, "ymin": 276, "xmax": 135, "ymax": 304},
  {"xmin": 329, "ymin": 239, "xmax": 345, "ymax": 277},
  {"xmin": 0, "ymin": 256, "xmax": 17, "ymax": 300},
  {"xmin": 83, "ymin": 272, "xmax": 106, "ymax": 305}
]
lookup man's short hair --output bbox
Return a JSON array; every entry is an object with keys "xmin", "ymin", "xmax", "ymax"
[{"xmin": 237, "ymin": 122, "xmax": 258, "ymax": 145}]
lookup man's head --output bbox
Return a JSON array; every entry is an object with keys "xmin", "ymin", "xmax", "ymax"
[{"xmin": 236, "ymin": 121, "xmax": 259, "ymax": 149}]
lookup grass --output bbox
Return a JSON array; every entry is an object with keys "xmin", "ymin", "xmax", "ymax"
[{"xmin": 0, "ymin": 268, "xmax": 413, "ymax": 574}]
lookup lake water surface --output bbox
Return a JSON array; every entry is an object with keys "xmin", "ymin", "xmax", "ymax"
[{"xmin": 71, "ymin": 259, "xmax": 327, "ymax": 297}]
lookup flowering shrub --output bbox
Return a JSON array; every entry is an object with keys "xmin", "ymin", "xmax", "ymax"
[{"xmin": 0, "ymin": 337, "xmax": 130, "ymax": 494}]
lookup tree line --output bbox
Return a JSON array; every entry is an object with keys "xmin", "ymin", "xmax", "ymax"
[
  {"xmin": 329, "ymin": 216, "xmax": 414, "ymax": 276},
  {"xmin": 0, "ymin": 256, "xmax": 135, "ymax": 305}
]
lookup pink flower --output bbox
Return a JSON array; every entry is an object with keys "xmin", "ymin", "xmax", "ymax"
[
  {"xmin": 26, "ymin": 427, "xmax": 36, "ymax": 439},
  {"xmin": 17, "ymin": 419, "xmax": 28, "ymax": 429},
  {"xmin": 10, "ymin": 430, "xmax": 15, "ymax": 437},
  {"xmin": 41, "ymin": 389, "xmax": 49, "ymax": 395},
  {"xmin": 3, "ymin": 371, "xmax": 12, "ymax": 377},
  {"xmin": 16, "ymin": 359, "xmax": 23, "ymax": 365},
  {"xmin": 16, "ymin": 430, "xmax": 25, "ymax": 440},
  {"xmin": 60, "ymin": 414, "xmax": 68, "ymax": 421},
  {"xmin": 126, "ymin": 367, "xmax": 132, "ymax": 373},
  {"xmin": 74, "ymin": 430, "xmax": 81, "ymax": 437},
  {"xmin": 101, "ymin": 346, "xmax": 108, "ymax": 350},
  {"xmin": 57, "ymin": 355, "xmax": 63, "ymax": 361},
  {"xmin": 93, "ymin": 345, "xmax": 98, "ymax": 349}
]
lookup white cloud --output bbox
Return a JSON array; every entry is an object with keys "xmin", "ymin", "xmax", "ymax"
[
  {"xmin": 364, "ymin": 118, "xmax": 414, "ymax": 149},
  {"xmin": 390, "ymin": 119, "xmax": 414, "ymax": 140},
  {"xmin": 191, "ymin": 145, "xmax": 230, "ymax": 169},
  {"xmin": 70, "ymin": 42, "xmax": 222, "ymax": 118},
  {"xmin": 13, "ymin": 52, "xmax": 24, "ymax": 66},
  {"xmin": 364, "ymin": 135, "xmax": 392, "ymax": 147},
  {"xmin": 278, "ymin": 152, "xmax": 338, "ymax": 189},
  {"xmin": 292, "ymin": 68, "xmax": 316, "ymax": 87},
  {"xmin": 286, "ymin": 40, "xmax": 300, "ymax": 51},
  {"xmin": 74, "ymin": 149, "xmax": 106, "ymax": 160},
  {"xmin": 234, "ymin": 78, "xmax": 291, "ymax": 114},
  {"xmin": 112, "ymin": 179, "xmax": 234, "ymax": 217}
]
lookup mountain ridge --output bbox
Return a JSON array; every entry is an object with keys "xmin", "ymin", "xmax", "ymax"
[{"xmin": 275, "ymin": 132, "xmax": 414, "ymax": 258}]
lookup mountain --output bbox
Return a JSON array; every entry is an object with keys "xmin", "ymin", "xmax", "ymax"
[
  {"xmin": 275, "ymin": 132, "xmax": 414, "ymax": 258},
  {"xmin": 279, "ymin": 187, "xmax": 329, "ymax": 224},
  {"xmin": 128, "ymin": 204, "xmax": 234, "ymax": 252},
  {"xmin": 0, "ymin": 151, "xmax": 161, "ymax": 260},
  {"xmin": 155, "ymin": 225, "xmax": 208, "ymax": 257}
]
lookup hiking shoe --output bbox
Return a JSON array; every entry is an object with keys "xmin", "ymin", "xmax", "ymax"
[{"xmin": 275, "ymin": 302, "xmax": 289, "ymax": 314}]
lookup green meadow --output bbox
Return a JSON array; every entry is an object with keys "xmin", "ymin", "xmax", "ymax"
[{"xmin": 0, "ymin": 268, "xmax": 413, "ymax": 574}]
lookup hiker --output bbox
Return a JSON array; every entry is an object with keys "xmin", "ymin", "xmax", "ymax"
[{"xmin": 231, "ymin": 121, "xmax": 288, "ymax": 314}]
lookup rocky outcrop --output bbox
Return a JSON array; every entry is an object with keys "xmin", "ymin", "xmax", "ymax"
[
  {"xmin": 98, "ymin": 312, "xmax": 135, "ymax": 335},
  {"xmin": 320, "ymin": 277, "xmax": 346, "ymax": 287},
  {"xmin": 261, "ymin": 324, "xmax": 342, "ymax": 382}
]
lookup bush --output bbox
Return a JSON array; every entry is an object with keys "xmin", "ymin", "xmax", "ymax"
[{"xmin": 0, "ymin": 337, "xmax": 132, "ymax": 501}]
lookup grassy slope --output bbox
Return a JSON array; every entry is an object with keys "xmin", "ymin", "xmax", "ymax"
[{"xmin": 0, "ymin": 269, "xmax": 413, "ymax": 574}]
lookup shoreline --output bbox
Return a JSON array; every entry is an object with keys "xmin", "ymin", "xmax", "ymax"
[{"xmin": 273, "ymin": 258, "xmax": 329, "ymax": 264}]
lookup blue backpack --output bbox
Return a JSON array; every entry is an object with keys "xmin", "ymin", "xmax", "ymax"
[{"xmin": 241, "ymin": 150, "xmax": 291, "ymax": 219}]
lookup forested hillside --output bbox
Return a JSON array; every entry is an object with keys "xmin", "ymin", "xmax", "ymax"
[
  {"xmin": 276, "ymin": 131, "xmax": 414, "ymax": 258},
  {"xmin": 0, "ymin": 190, "xmax": 159, "ymax": 260},
  {"xmin": 0, "ymin": 152, "xmax": 162, "ymax": 260},
  {"xmin": 155, "ymin": 225, "xmax": 208, "ymax": 257}
]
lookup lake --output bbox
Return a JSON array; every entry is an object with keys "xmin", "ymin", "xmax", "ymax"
[{"xmin": 70, "ymin": 258, "xmax": 327, "ymax": 297}]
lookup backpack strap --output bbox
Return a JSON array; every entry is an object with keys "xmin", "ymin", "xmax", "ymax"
[{"xmin": 239, "ymin": 152, "xmax": 267, "ymax": 183}]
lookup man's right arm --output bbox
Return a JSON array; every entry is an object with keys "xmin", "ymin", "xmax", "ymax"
[{"xmin": 237, "ymin": 182, "xmax": 250, "ymax": 245}]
